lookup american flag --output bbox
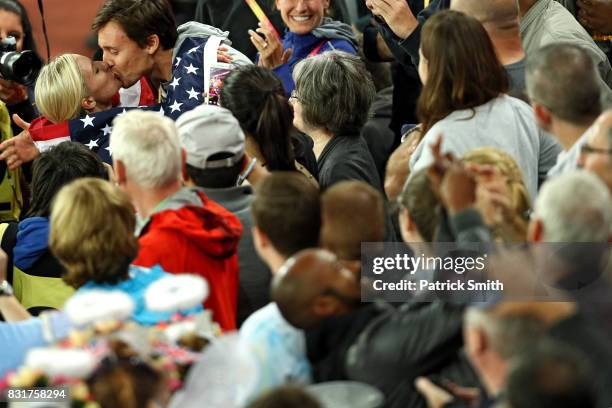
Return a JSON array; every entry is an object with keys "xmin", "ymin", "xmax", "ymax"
[{"xmin": 30, "ymin": 36, "xmax": 211, "ymax": 164}]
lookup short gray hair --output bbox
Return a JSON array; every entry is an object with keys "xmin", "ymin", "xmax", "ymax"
[
  {"xmin": 465, "ymin": 307, "xmax": 545, "ymax": 359},
  {"xmin": 110, "ymin": 110, "xmax": 182, "ymax": 189},
  {"xmin": 526, "ymin": 43, "xmax": 601, "ymax": 125},
  {"xmin": 534, "ymin": 170, "xmax": 612, "ymax": 242},
  {"xmin": 292, "ymin": 51, "xmax": 375, "ymax": 135}
]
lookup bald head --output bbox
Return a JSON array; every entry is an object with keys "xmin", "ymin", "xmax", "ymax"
[
  {"xmin": 451, "ymin": 0, "xmax": 519, "ymax": 28},
  {"xmin": 271, "ymin": 248, "xmax": 361, "ymax": 329},
  {"xmin": 321, "ymin": 181, "xmax": 385, "ymax": 261}
]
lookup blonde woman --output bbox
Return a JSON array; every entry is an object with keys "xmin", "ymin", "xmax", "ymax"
[
  {"xmin": 50, "ymin": 178, "xmax": 201, "ymax": 325},
  {"xmin": 462, "ymin": 147, "xmax": 531, "ymax": 242},
  {"xmin": 35, "ymin": 54, "xmax": 122, "ymax": 123}
]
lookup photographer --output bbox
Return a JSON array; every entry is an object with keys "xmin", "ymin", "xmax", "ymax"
[{"xmin": 0, "ymin": 0, "xmax": 40, "ymax": 136}]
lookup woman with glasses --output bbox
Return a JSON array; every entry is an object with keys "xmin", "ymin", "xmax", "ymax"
[
  {"xmin": 290, "ymin": 51, "xmax": 380, "ymax": 192},
  {"xmin": 247, "ymin": 0, "xmax": 357, "ymax": 95}
]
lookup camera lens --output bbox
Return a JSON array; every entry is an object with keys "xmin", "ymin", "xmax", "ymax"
[{"xmin": 0, "ymin": 50, "xmax": 42, "ymax": 85}]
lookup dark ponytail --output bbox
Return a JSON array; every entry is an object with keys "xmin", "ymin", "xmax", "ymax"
[{"xmin": 221, "ymin": 65, "xmax": 297, "ymax": 171}]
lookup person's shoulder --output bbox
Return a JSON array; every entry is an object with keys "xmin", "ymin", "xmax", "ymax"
[{"xmin": 240, "ymin": 303, "xmax": 286, "ymax": 337}]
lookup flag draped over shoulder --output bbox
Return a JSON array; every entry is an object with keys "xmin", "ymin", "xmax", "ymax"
[{"xmin": 30, "ymin": 36, "xmax": 211, "ymax": 164}]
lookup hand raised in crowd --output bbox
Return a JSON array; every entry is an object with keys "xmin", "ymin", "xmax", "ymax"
[
  {"xmin": 0, "ymin": 78, "xmax": 29, "ymax": 106},
  {"xmin": 217, "ymin": 46, "xmax": 233, "ymax": 64},
  {"xmin": 366, "ymin": 0, "xmax": 419, "ymax": 39},
  {"xmin": 467, "ymin": 163, "xmax": 512, "ymax": 228},
  {"xmin": 0, "ymin": 114, "xmax": 40, "ymax": 169},
  {"xmin": 578, "ymin": 0, "xmax": 612, "ymax": 34},
  {"xmin": 427, "ymin": 135, "xmax": 477, "ymax": 215},
  {"xmin": 249, "ymin": 22, "xmax": 292, "ymax": 69}
]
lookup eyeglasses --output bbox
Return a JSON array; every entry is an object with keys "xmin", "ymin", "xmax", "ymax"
[
  {"xmin": 580, "ymin": 144, "xmax": 612, "ymax": 156},
  {"xmin": 289, "ymin": 90, "xmax": 302, "ymax": 103}
]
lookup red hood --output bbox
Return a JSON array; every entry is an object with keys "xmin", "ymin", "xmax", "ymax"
[{"xmin": 145, "ymin": 190, "xmax": 242, "ymax": 259}]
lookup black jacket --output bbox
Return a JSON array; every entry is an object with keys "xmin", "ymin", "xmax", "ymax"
[
  {"xmin": 317, "ymin": 134, "xmax": 382, "ymax": 192},
  {"xmin": 306, "ymin": 301, "xmax": 479, "ymax": 408}
]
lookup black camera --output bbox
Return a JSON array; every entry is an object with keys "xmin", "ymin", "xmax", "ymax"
[{"xmin": 0, "ymin": 37, "xmax": 41, "ymax": 85}]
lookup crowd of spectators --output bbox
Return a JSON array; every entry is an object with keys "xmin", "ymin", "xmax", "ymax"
[{"xmin": 0, "ymin": 0, "xmax": 610, "ymax": 407}]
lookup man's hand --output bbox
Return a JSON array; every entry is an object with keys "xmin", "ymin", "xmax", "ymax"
[
  {"xmin": 367, "ymin": 0, "xmax": 418, "ymax": 39},
  {"xmin": 0, "ymin": 79, "xmax": 28, "ymax": 106},
  {"xmin": 467, "ymin": 163, "xmax": 512, "ymax": 227},
  {"xmin": 249, "ymin": 22, "xmax": 292, "ymax": 69},
  {"xmin": 217, "ymin": 46, "xmax": 233, "ymax": 64},
  {"xmin": 0, "ymin": 114, "xmax": 40, "ymax": 169},
  {"xmin": 440, "ymin": 163, "xmax": 477, "ymax": 215},
  {"xmin": 415, "ymin": 377, "xmax": 453, "ymax": 408},
  {"xmin": 578, "ymin": 0, "xmax": 612, "ymax": 34}
]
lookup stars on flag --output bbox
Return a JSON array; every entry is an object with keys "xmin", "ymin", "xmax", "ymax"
[
  {"xmin": 185, "ymin": 64, "xmax": 199, "ymax": 75},
  {"xmin": 174, "ymin": 57, "xmax": 182, "ymax": 67},
  {"xmin": 102, "ymin": 124, "xmax": 112, "ymax": 136},
  {"xmin": 169, "ymin": 100, "xmax": 183, "ymax": 113},
  {"xmin": 186, "ymin": 87, "xmax": 200, "ymax": 100},
  {"xmin": 80, "ymin": 115, "xmax": 94, "ymax": 128},
  {"xmin": 170, "ymin": 76, "xmax": 181, "ymax": 90},
  {"xmin": 85, "ymin": 138, "xmax": 99, "ymax": 149},
  {"xmin": 187, "ymin": 45, "xmax": 200, "ymax": 54}
]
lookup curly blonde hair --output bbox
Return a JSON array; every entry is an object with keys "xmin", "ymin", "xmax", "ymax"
[{"xmin": 462, "ymin": 147, "xmax": 531, "ymax": 242}]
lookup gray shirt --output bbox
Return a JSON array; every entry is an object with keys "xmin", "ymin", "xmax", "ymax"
[
  {"xmin": 410, "ymin": 95, "xmax": 562, "ymax": 202},
  {"xmin": 520, "ymin": 0, "xmax": 612, "ymax": 102}
]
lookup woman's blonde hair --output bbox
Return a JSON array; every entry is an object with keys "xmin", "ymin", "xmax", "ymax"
[
  {"xmin": 462, "ymin": 147, "xmax": 531, "ymax": 242},
  {"xmin": 50, "ymin": 178, "xmax": 138, "ymax": 289},
  {"xmin": 35, "ymin": 54, "xmax": 88, "ymax": 123}
]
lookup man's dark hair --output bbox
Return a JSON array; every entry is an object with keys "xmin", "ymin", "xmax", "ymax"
[
  {"xmin": 251, "ymin": 172, "xmax": 320, "ymax": 258},
  {"xmin": 246, "ymin": 385, "xmax": 321, "ymax": 408},
  {"xmin": 92, "ymin": 0, "xmax": 177, "ymax": 50},
  {"xmin": 186, "ymin": 153, "xmax": 243, "ymax": 189},
  {"xmin": 27, "ymin": 142, "xmax": 107, "ymax": 218},
  {"xmin": 526, "ymin": 43, "xmax": 601, "ymax": 125},
  {"xmin": 506, "ymin": 340, "xmax": 597, "ymax": 408}
]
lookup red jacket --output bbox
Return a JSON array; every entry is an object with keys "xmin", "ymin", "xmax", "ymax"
[{"xmin": 133, "ymin": 189, "xmax": 242, "ymax": 331}]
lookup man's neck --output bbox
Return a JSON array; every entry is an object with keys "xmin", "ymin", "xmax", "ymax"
[
  {"xmin": 487, "ymin": 26, "xmax": 526, "ymax": 66},
  {"xmin": 131, "ymin": 181, "xmax": 182, "ymax": 221},
  {"xmin": 482, "ymin": 359, "xmax": 508, "ymax": 397},
  {"xmin": 552, "ymin": 120, "xmax": 593, "ymax": 151},
  {"xmin": 267, "ymin": 251, "xmax": 289, "ymax": 275},
  {"xmin": 150, "ymin": 48, "xmax": 174, "ymax": 88},
  {"xmin": 308, "ymin": 128, "xmax": 334, "ymax": 160},
  {"xmin": 518, "ymin": 0, "xmax": 539, "ymax": 18}
]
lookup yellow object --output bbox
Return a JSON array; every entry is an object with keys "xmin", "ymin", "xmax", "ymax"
[
  {"xmin": 245, "ymin": 0, "xmax": 281, "ymax": 40},
  {"xmin": 12, "ymin": 266, "xmax": 75, "ymax": 311},
  {"xmin": 0, "ymin": 101, "xmax": 23, "ymax": 222}
]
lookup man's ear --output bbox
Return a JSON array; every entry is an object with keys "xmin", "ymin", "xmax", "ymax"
[
  {"xmin": 80, "ymin": 96, "xmax": 97, "ymax": 113},
  {"xmin": 473, "ymin": 327, "xmax": 488, "ymax": 356},
  {"xmin": 252, "ymin": 225, "xmax": 270, "ymax": 250},
  {"xmin": 145, "ymin": 34, "xmax": 161, "ymax": 55},
  {"xmin": 181, "ymin": 148, "xmax": 191, "ymax": 185},
  {"xmin": 312, "ymin": 295, "xmax": 340, "ymax": 319},
  {"xmin": 527, "ymin": 218, "xmax": 544, "ymax": 243},
  {"xmin": 114, "ymin": 159, "xmax": 127, "ymax": 186},
  {"xmin": 533, "ymin": 103, "xmax": 553, "ymax": 132}
]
